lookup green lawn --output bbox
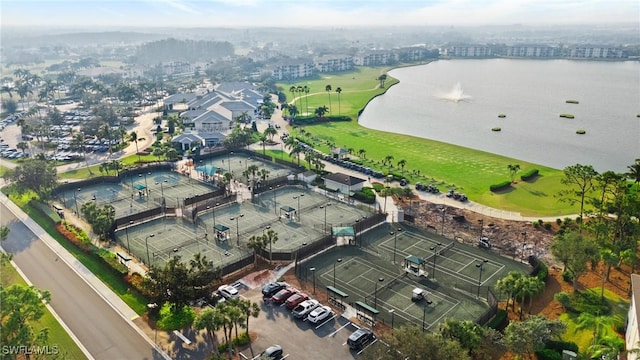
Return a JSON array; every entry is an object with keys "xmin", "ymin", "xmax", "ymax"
[
  {"xmin": 277, "ymin": 66, "xmax": 578, "ymax": 217},
  {"xmin": 560, "ymin": 288, "xmax": 628, "ymax": 353},
  {"xmin": 5, "ymin": 190, "xmax": 149, "ymax": 315},
  {"xmin": 58, "ymin": 153, "xmax": 158, "ymax": 180},
  {"xmin": 1, "ymin": 258, "xmax": 88, "ymax": 360}
]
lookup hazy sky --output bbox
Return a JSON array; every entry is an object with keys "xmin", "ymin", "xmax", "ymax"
[{"xmin": 2, "ymin": 0, "xmax": 638, "ymax": 28}]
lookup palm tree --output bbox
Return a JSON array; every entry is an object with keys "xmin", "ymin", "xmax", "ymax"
[
  {"xmin": 193, "ymin": 307, "xmax": 225, "ymax": 357},
  {"xmin": 296, "ymin": 85, "xmax": 304, "ymax": 112},
  {"xmin": 259, "ymin": 133, "xmax": 268, "ymax": 155},
  {"xmin": 397, "ymin": 159, "xmax": 407, "ymax": 174},
  {"xmin": 627, "ymin": 158, "xmax": 640, "ymax": 187},
  {"xmin": 263, "ymin": 126, "xmax": 277, "ymax": 142},
  {"xmin": 129, "ymin": 131, "xmax": 140, "ymax": 162},
  {"xmin": 358, "ymin": 148, "xmax": 366, "ymax": 160},
  {"xmin": 378, "ymin": 73, "xmax": 388, "ymax": 88},
  {"xmin": 289, "ymin": 143, "xmax": 303, "ymax": 166},
  {"xmin": 523, "ymin": 276, "xmax": 544, "ymax": 315},
  {"xmin": 507, "ymin": 164, "xmax": 521, "ymax": 183},
  {"xmin": 325, "ymin": 84, "xmax": 332, "ymax": 113},
  {"xmin": 303, "ymin": 85, "xmax": 310, "ymax": 115},
  {"xmin": 288, "ymin": 104, "xmax": 298, "ymax": 122},
  {"xmin": 288, "ymin": 86, "xmax": 296, "ymax": 108},
  {"xmin": 314, "ymin": 106, "xmax": 329, "ymax": 119},
  {"xmin": 247, "ymin": 235, "xmax": 267, "ymax": 267},
  {"xmin": 384, "ymin": 155, "xmax": 394, "ymax": 169},
  {"xmin": 335, "ymin": 87, "xmax": 342, "ymax": 115},
  {"xmin": 495, "ymin": 271, "xmax": 523, "ymax": 311},
  {"xmin": 265, "ymin": 229, "xmax": 278, "ymax": 263},
  {"xmin": 588, "ymin": 335, "xmax": 625, "ymax": 360},
  {"xmin": 600, "ymin": 249, "xmax": 619, "ymax": 299},
  {"xmin": 575, "ymin": 312, "xmax": 619, "ymax": 348}
]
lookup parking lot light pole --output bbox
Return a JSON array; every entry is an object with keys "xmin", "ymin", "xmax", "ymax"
[
  {"xmin": 125, "ymin": 220, "xmax": 133, "ymax": 253},
  {"xmin": 320, "ymin": 203, "xmax": 332, "ymax": 234},
  {"xmin": 429, "ymin": 242, "xmax": 442, "ymax": 280},
  {"xmin": 231, "ymin": 214, "xmax": 244, "ymax": 246},
  {"xmin": 390, "ymin": 227, "xmax": 402, "ymax": 264},
  {"xmin": 145, "ymin": 233, "xmax": 155, "ymax": 266},
  {"xmin": 73, "ymin": 188, "xmax": 81, "ymax": 215},
  {"xmin": 310, "ymin": 267, "xmax": 316, "ymax": 294},
  {"xmin": 476, "ymin": 259, "xmax": 489, "ymax": 298},
  {"xmin": 374, "ymin": 277, "xmax": 384, "ymax": 309},
  {"xmin": 294, "ymin": 194, "xmax": 304, "ymax": 220},
  {"xmin": 478, "ymin": 219, "xmax": 484, "ymax": 239},
  {"xmin": 389, "ymin": 309, "xmax": 395, "ymax": 329},
  {"xmin": 333, "ymin": 258, "xmax": 342, "ymax": 287}
]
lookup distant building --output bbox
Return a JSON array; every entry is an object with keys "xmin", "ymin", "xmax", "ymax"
[
  {"xmin": 353, "ymin": 50, "xmax": 398, "ymax": 66},
  {"xmin": 443, "ymin": 45, "xmax": 493, "ymax": 58},
  {"xmin": 566, "ymin": 46, "xmax": 626, "ymax": 59},
  {"xmin": 314, "ymin": 55, "xmax": 354, "ymax": 73},
  {"xmin": 323, "ymin": 172, "xmax": 366, "ymax": 195},
  {"xmin": 271, "ymin": 59, "xmax": 316, "ymax": 80},
  {"xmin": 501, "ymin": 45, "xmax": 560, "ymax": 58}
]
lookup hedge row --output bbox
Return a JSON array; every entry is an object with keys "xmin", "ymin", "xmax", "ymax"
[
  {"xmin": 489, "ymin": 181, "xmax": 512, "ymax": 192},
  {"xmin": 96, "ymin": 248, "xmax": 128, "ymax": 276},
  {"xmin": 352, "ymin": 187, "xmax": 376, "ymax": 204},
  {"xmin": 520, "ymin": 169, "xmax": 539, "ymax": 181},
  {"xmin": 218, "ymin": 332, "xmax": 251, "ymax": 353}
]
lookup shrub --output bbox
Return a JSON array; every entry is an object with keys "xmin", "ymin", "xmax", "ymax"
[
  {"xmin": 218, "ymin": 332, "xmax": 252, "ymax": 353},
  {"xmin": 554, "ymin": 292, "xmax": 571, "ymax": 310},
  {"xmin": 576, "ymin": 129, "xmax": 586, "ymax": 134},
  {"xmin": 520, "ymin": 169, "xmax": 539, "ymax": 181},
  {"xmin": 491, "ymin": 127, "xmax": 501, "ymax": 131},
  {"xmin": 156, "ymin": 303, "xmax": 195, "ymax": 330},
  {"xmin": 352, "ymin": 187, "xmax": 376, "ymax": 204},
  {"xmin": 56, "ymin": 222, "xmax": 93, "ymax": 253},
  {"xmin": 538, "ymin": 219, "xmax": 544, "ymax": 225},
  {"xmin": 372, "ymin": 183, "xmax": 384, "ymax": 193},
  {"xmin": 489, "ymin": 181, "xmax": 511, "ymax": 192},
  {"xmin": 124, "ymin": 272, "xmax": 149, "ymax": 296},
  {"xmin": 535, "ymin": 348, "xmax": 562, "ymax": 360},
  {"xmin": 96, "ymin": 248, "xmax": 128, "ymax": 276},
  {"xmin": 555, "ymin": 218, "xmax": 562, "ymax": 225},
  {"xmin": 561, "ymin": 271, "xmax": 574, "ymax": 283},
  {"xmin": 543, "ymin": 223, "xmax": 552, "ymax": 230},
  {"xmin": 569, "ymin": 290, "xmax": 611, "ymax": 315},
  {"xmin": 536, "ymin": 261, "xmax": 549, "ymax": 282},
  {"xmin": 545, "ymin": 340, "xmax": 579, "ymax": 354}
]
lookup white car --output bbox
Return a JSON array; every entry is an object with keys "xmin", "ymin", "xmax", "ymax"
[
  {"xmin": 292, "ymin": 299, "xmax": 320, "ymax": 319},
  {"xmin": 218, "ymin": 285, "xmax": 239, "ymax": 300},
  {"xmin": 306, "ymin": 305, "xmax": 333, "ymax": 324}
]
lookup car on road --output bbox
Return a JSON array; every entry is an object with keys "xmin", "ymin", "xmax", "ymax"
[
  {"xmin": 285, "ymin": 292, "xmax": 309, "ymax": 310},
  {"xmin": 271, "ymin": 287, "xmax": 297, "ymax": 305},
  {"xmin": 347, "ymin": 328, "xmax": 375, "ymax": 350},
  {"xmin": 292, "ymin": 299, "xmax": 320, "ymax": 319},
  {"xmin": 306, "ymin": 305, "xmax": 333, "ymax": 324},
  {"xmin": 218, "ymin": 284, "xmax": 239, "ymax": 300},
  {"xmin": 260, "ymin": 345, "xmax": 283, "ymax": 359},
  {"xmin": 262, "ymin": 282, "xmax": 287, "ymax": 298}
]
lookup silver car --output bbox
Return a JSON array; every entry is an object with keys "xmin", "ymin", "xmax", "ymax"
[{"xmin": 292, "ymin": 299, "xmax": 319, "ymax": 319}]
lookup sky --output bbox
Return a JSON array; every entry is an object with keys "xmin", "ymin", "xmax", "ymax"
[{"xmin": 1, "ymin": 0, "xmax": 638, "ymax": 28}]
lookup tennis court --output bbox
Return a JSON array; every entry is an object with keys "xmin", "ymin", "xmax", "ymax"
[
  {"xmin": 58, "ymin": 170, "xmax": 216, "ymax": 218},
  {"xmin": 301, "ymin": 223, "xmax": 530, "ymax": 330},
  {"xmin": 199, "ymin": 153, "xmax": 293, "ymax": 181}
]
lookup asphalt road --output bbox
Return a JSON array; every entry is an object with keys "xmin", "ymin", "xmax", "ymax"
[{"xmin": 0, "ymin": 204, "xmax": 164, "ymax": 360}]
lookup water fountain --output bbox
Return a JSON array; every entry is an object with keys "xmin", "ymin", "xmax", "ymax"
[{"xmin": 439, "ymin": 82, "xmax": 472, "ymax": 102}]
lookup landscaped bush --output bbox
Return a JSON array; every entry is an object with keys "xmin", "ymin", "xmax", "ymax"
[
  {"xmin": 217, "ymin": 332, "xmax": 251, "ymax": 353},
  {"xmin": 535, "ymin": 348, "xmax": 562, "ymax": 360},
  {"xmin": 554, "ymin": 292, "xmax": 571, "ymax": 310},
  {"xmin": 489, "ymin": 181, "xmax": 511, "ymax": 192},
  {"xmin": 372, "ymin": 183, "xmax": 384, "ymax": 193},
  {"xmin": 124, "ymin": 272, "xmax": 149, "ymax": 296},
  {"xmin": 155, "ymin": 303, "xmax": 195, "ymax": 331},
  {"xmin": 96, "ymin": 248, "xmax": 128, "ymax": 276},
  {"xmin": 543, "ymin": 222, "xmax": 552, "ymax": 230},
  {"xmin": 56, "ymin": 222, "xmax": 93, "ymax": 253},
  {"xmin": 520, "ymin": 169, "xmax": 539, "ymax": 181},
  {"xmin": 554, "ymin": 290, "xmax": 612, "ymax": 315},
  {"xmin": 536, "ymin": 260, "xmax": 549, "ymax": 282},
  {"xmin": 545, "ymin": 340, "xmax": 579, "ymax": 354},
  {"xmin": 555, "ymin": 218, "xmax": 562, "ymax": 225},
  {"xmin": 561, "ymin": 271, "xmax": 574, "ymax": 283},
  {"xmin": 352, "ymin": 187, "xmax": 376, "ymax": 204}
]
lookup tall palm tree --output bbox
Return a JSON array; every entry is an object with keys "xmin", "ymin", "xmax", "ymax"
[
  {"xmin": 523, "ymin": 276, "xmax": 544, "ymax": 315},
  {"xmin": 397, "ymin": 159, "xmax": 407, "ymax": 174},
  {"xmin": 303, "ymin": 85, "xmax": 310, "ymax": 115},
  {"xmin": 129, "ymin": 131, "xmax": 140, "ymax": 162},
  {"xmin": 384, "ymin": 155, "xmax": 394, "ymax": 169},
  {"xmin": 265, "ymin": 229, "xmax": 278, "ymax": 263},
  {"xmin": 288, "ymin": 85, "xmax": 296, "ymax": 109},
  {"xmin": 358, "ymin": 148, "xmax": 366, "ymax": 160},
  {"xmin": 1, "ymin": 84, "xmax": 14, "ymax": 99},
  {"xmin": 507, "ymin": 164, "xmax": 521, "ymax": 183},
  {"xmin": 627, "ymin": 158, "xmax": 640, "ymax": 187},
  {"xmin": 263, "ymin": 127, "xmax": 277, "ymax": 142},
  {"xmin": 496, "ymin": 271, "xmax": 523, "ymax": 311},
  {"xmin": 247, "ymin": 235, "xmax": 267, "ymax": 267},
  {"xmin": 259, "ymin": 133, "xmax": 268, "ymax": 155},
  {"xmin": 314, "ymin": 105, "xmax": 328, "ymax": 119},
  {"xmin": 296, "ymin": 85, "xmax": 304, "ymax": 113},
  {"xmin": 377, "ymin": 73, "xmax": 388, "ymax": 88},
  {"xmin": 325, "ymin": 84, "xmax": 332, "ymax": 113},
  {"xmin": 289, "ymin": 143, "xmax": 303, "ymax": 166},
  {"xmin": 335, "ymin": 87, "xmax": 342, "ymax": 115}
]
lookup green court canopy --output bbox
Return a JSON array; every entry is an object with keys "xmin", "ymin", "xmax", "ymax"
[
  {"xmin": 405, "ymin": 255, "xmax": 425, "ymax": 265},
  {"xmin": 214, "ymin": 224, "xmax": 230, "ymax": 232},
  {"xmin": 332, "ymin": 227, "xmax": 355, "ymax": 236},
  {"xmin": 134, "ymin": 184, "xmax": 146, "ymax": 190}
]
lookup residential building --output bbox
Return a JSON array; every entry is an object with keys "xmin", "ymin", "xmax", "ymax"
[
  {"xmin": 315, "ymin": 55, "xmax": 354, "ymax": 73},
  {"xmin": 627, "ymin": 274, "xmax": 640, "ymax": 360}
]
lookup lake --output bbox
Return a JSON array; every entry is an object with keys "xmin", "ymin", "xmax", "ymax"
[{"xmin": 358, "ymin": 59, "xmax": 640, "ymax": 172}]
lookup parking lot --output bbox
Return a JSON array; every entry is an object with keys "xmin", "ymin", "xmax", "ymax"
[{"xmin": 237, "ymin": 286, "xmax": 377, "ymax": 359}]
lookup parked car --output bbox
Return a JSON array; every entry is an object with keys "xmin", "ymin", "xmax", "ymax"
[
  {"xmin": 260, "ymin": 345, "xmax": 283, "ymax": 359},
  {"xmin": 271, "ymin": 288, "xmax": 297, "ymax": 305},
  {"xmin": 262, "ymin": 282, "xmax": 287, "ymax": 298},
  {"xmin": 217, "ymin": 284, "xmax": 239, "ymax": 300},
  {"xmin": 306, "ymin": 305, "xmax": 333, "ymax": 324},
  {"xmin": 292, "ymin": 299, "xmax": 320, "ymax": 319},
  {"xmin": 285, "ymin": 292, "xmax": 309, "ymax": 310},
  {"xmin": 347, "ymin": 328, "xmax": 375, "ymax": 350},
  {"xmin": 411, "ymin": 287, "xmax": 429, "ymax": 302},
  {"xmin": 478, "ymin": 237, "xmax": 491, "ymax": 249}
]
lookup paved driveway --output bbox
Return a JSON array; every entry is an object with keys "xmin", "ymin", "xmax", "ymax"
[{"xmin": 238, "ymin": 288, "xmax": 373, "ymax": 360}]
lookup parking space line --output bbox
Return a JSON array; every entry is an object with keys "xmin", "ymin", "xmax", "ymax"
[
  {"xmin": 329, "ymin": 322, "xmax": 350, "ymax": 337},
  {"xmin": 316, "ymin": 314, "xmax": 337, "ymax": 330},
  {"xmin": 357, "ymin": 338, "xmax": 378, "ymax": 355},
  {"xmin": 239, "ymin": 352, "xmax": 248, "ymax": 359}
]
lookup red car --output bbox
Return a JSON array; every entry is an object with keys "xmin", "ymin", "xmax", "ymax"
[
  {"xmin": 285, "ymin": 292, "xmax": 309, "ymax": 310},
  {"xmin": 271, "ymin": 288, "xmax": 297, "ymax": 305}
]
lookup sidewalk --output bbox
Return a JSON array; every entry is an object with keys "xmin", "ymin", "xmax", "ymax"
[{"xmin": 0, "ymin": 191, "xmax": 171, "ymax": 360}]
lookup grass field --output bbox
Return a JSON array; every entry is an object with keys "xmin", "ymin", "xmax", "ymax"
[
  {"xmin": 277, "ymin": 66, "xmax": 578, "ymax": 217},
  {"xmin": 1, "ymin": 257, "xmax": 88, "ymax": 360}
]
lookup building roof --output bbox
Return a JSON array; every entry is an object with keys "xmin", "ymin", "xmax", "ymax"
[
  {"xmin": 215, "ymin": 82, "xmax": 256, "ymax": 94},
  {"xmin": 165, "ymin": 93, "xmax": 197, "ymax": 105},
  {"xmin": 220, "ymin": 100, "xmax": 256, "ymax": 112},
  {"xmin": 323, "ymin": 172, "xmax": 366, "ymax": 186},
  {"xmin": 171, "ymin": 133, "xmax": 203, "ymax": 144},
  {"xmin": 179, "ymin": 109, "xmax": 208, "ymax": 119},
  {"xmin": 192, "ymin": 110, "xmax": 230, "ymax": 125}
]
